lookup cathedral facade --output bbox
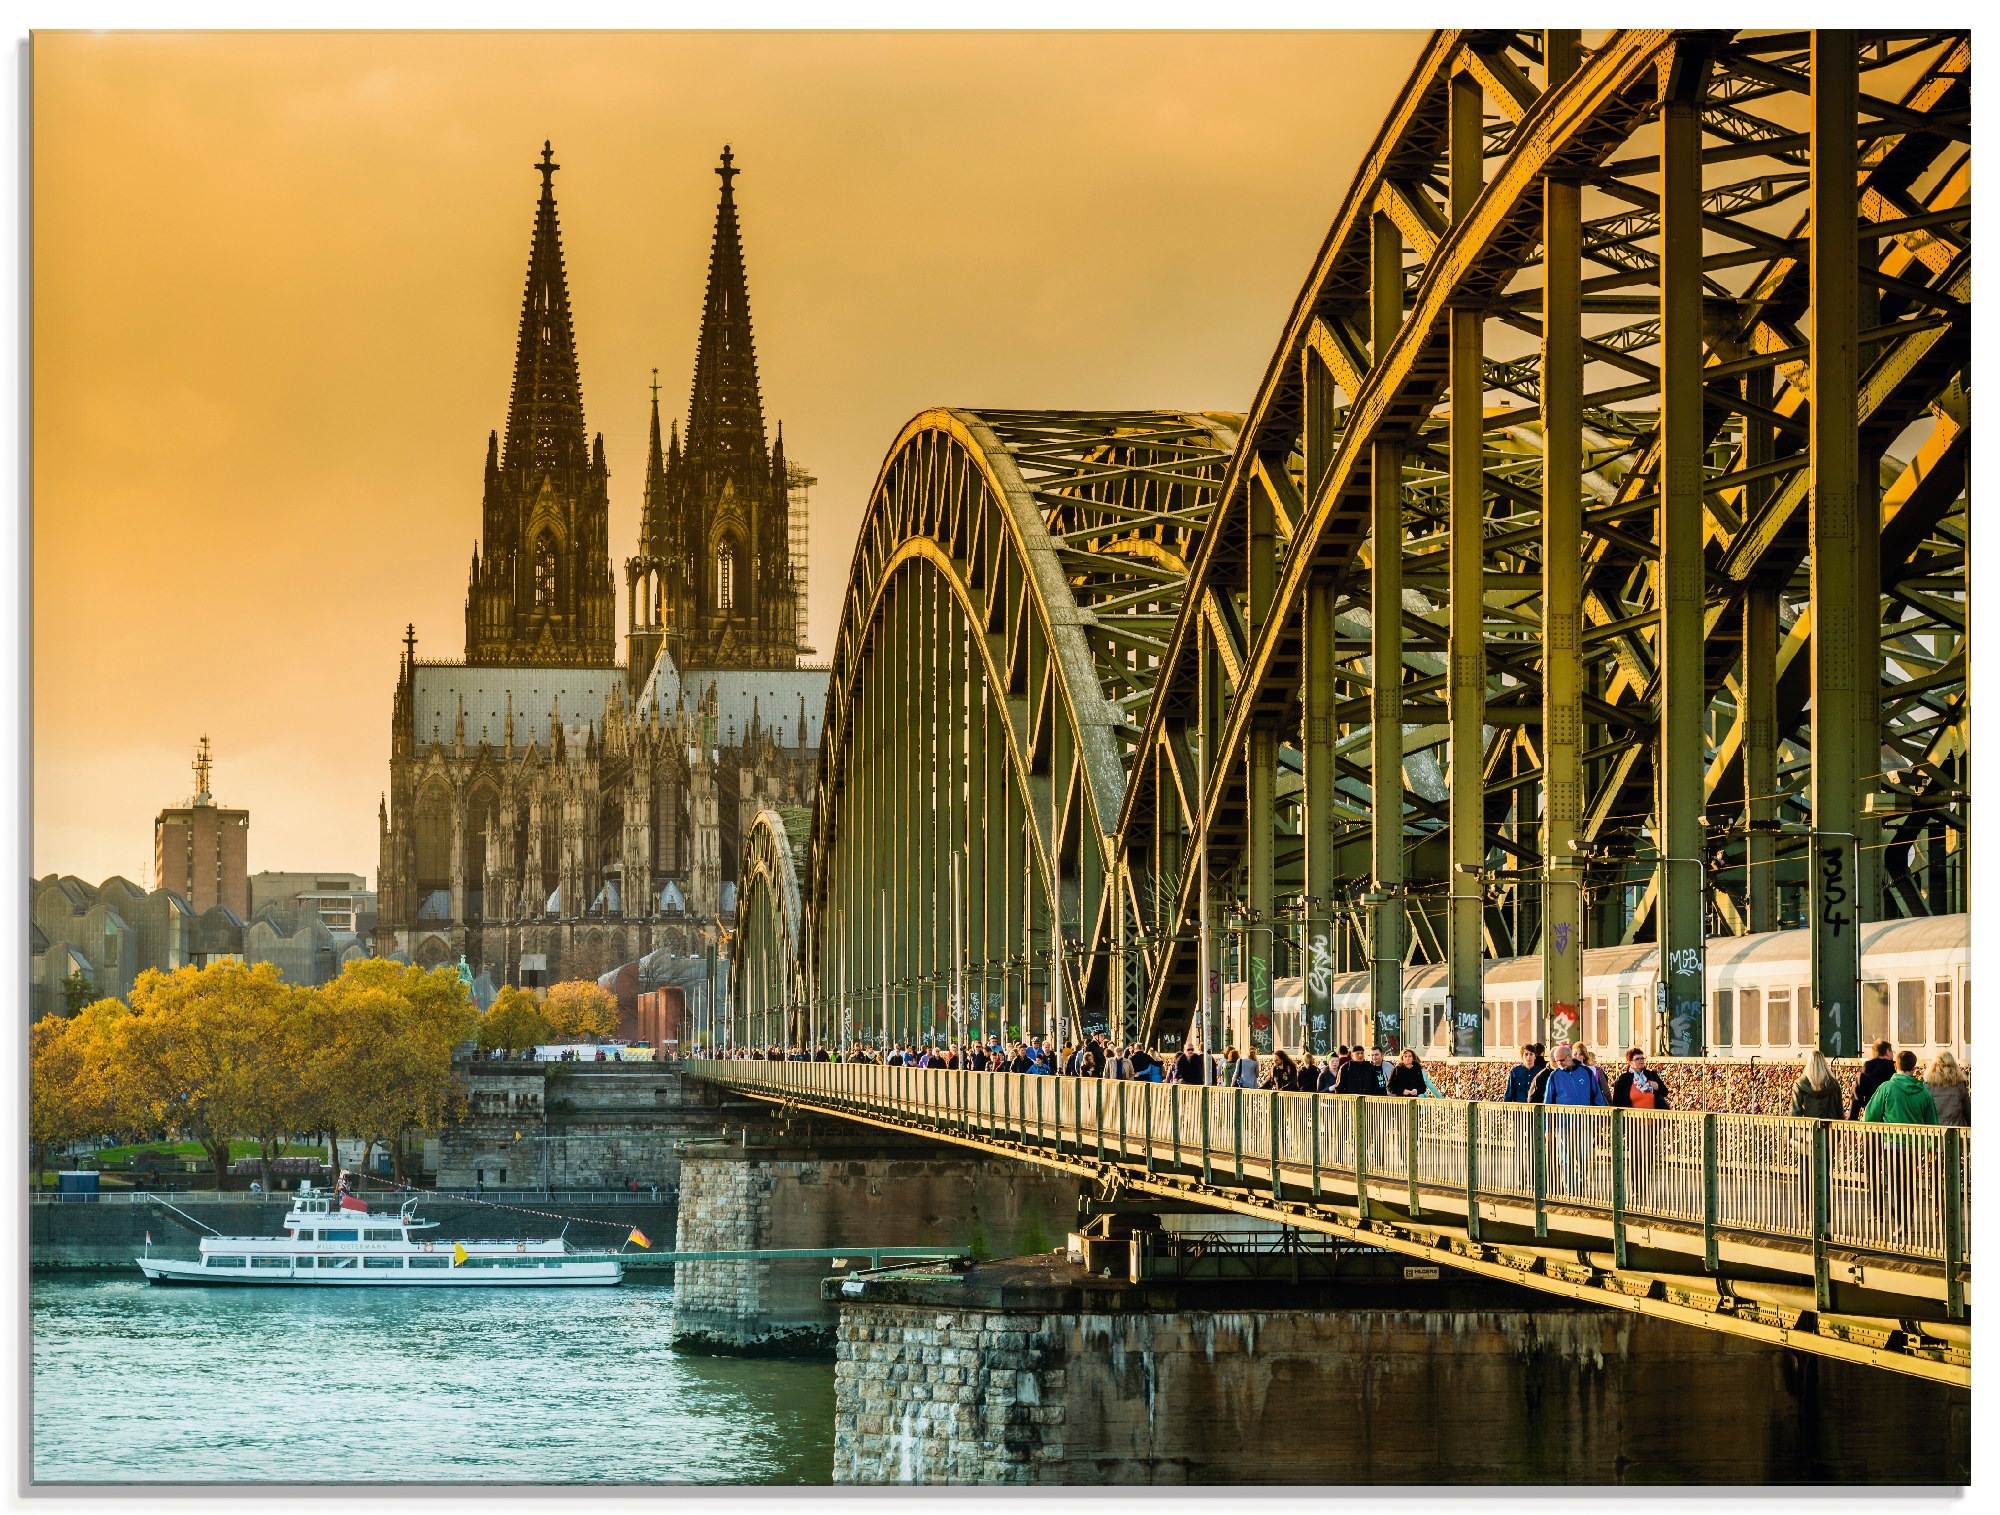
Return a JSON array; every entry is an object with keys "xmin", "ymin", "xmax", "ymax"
[{"xmin": 375, "ymin": 144, "xmax": 824, "ymax": 992}]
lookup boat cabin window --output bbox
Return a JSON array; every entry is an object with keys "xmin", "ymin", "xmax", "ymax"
[
  {"xmin": 296, "ymin": 1258, "xmax": 315, "ymax": 1268},
  {"xmin": 366, "ymin": 1231, "xmax": 401, "ymax": 1242},
  {"xmin": 409, "ymin": 1257, "xmax": 449, "ymax": 1269},
  {"xmin": 318, "ymin": 1256, "xmax": 359, "ymax": 1269},
  {"xmin": 251, "ymin": 1257, "xmax": 288, "ymax": 1269},
  {"xmin": 206, "ymin": 1256, "xmax": 246, "ymax": 1268},
  {"xmin": 364, "ymin": 1257, "xmax": 403, "ymax": 1269},
  {"xmin": 322, "ymin": 1229, "xmax": 358, "ymax": 1242}
]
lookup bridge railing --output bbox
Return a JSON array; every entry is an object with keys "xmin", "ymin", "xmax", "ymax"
[{"xmin": 695, "ymin": 1060, "xmax": 1969, "ymax": 1270}]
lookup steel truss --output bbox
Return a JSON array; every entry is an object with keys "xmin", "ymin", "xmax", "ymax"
[
  {"xmin": 773, "ymin": 410, "xmax": 1235, "ymax": 1050},
  {"xmin": 734, "ymin": 31, "xmax": 1968, "ymax": 1070},
  {"xmin": 1114, "ymin": 29, "xmax": 1968, "ymax": 1058}
]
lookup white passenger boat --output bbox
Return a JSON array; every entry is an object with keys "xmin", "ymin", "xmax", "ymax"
[{"xmin": 136, "ymin": 1182, "xmax": 623, "ymax": 1287}]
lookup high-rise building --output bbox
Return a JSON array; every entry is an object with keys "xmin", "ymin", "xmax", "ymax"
[{"xmin": 154, "ymin": 736, "xmax": 249, "ymax": 916}]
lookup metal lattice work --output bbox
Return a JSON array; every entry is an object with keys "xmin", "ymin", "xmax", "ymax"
[
  {"xmin": 1116, "ymin": 29, "xmax": 1968, "ymax": 1059},
  {"xmin": 736, "ymin": 808, "xmax": 807, "ymax": 1045},
  {"xmin": 796, "ymin": 410, "xmax": 1236, "ymax": 1048}
]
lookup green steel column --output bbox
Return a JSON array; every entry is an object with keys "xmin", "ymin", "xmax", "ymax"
[
  {"xmin": 1445, "ymin": 65, "xmax": 1486, "ymax": 1057},
  {"xmin": 1368, "ymin": 207, "xmax": 1407, "ymax": 1052},
  {"xmin": 917, "ymin": 571, "xmax": 936, "ymax": 1045},
  {"xmin": 1304, "ymin": 572, "xmax": 1338, "ymax": 1054},
  {"xmin": 1539, "ymin": 30, "xmax": 1585, "ymax": 1051},
  {"xmin": 1809, "ymin": 33, "xmax": 1863, "ymax": 1056},
  {"xmin": 1248, "ymin": 720, "xmax": 1276, "ymax": 1055},
  {"xmin": 1743, "ymin": 581, "xmax": 1779, "ymax": 934},
  {"xmin": 1657, "ymin": 56, "xmax": 1709, "ymax": 1057},
  {"xmin": 1247, "ymin": 471, "xmax": 1277, "ymax": 1055}
]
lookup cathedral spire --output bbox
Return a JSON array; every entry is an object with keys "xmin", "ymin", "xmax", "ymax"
[
  {"xmin": 640, "ymin": 367, "xmax": 667, "ymax": 546},
  {"xmin": 501, "ymin": 141, "xmax": 588, "ymax": 478},
  {"xmin": 683, "ymin": 144, "xmax": 767, "ymax": 479}
]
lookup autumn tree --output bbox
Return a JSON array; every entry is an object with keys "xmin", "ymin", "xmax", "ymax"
[
  {"xmin": 544, "ymin": 978, "xmax": 619, "ymax": 1042},
  {"xmin": 29, "ymin": 1002, "xmax": 127, "ymax": 1187},
  {"xmin": 479, "ymin": 986, "xmax": 552, "ymax": 1053},
  {"xmin": 114, "ymin": 960, "xmax": 304, "ymax": 1187},
  {"xmin": 312, "ymin": 959, "xmax": 478, "ymax": 1182}
]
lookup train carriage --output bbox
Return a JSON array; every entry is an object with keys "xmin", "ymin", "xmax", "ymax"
[{"xmin": 1229, "ymin": 915, "xmax": 1967, "ymax": 1063}]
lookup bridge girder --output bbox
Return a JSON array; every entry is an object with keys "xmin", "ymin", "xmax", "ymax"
[{"xmin": 786, "ymin": 409, "xmax": 1235, "ymax": 1049}]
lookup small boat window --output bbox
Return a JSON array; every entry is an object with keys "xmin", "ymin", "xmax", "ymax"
[
  {"xmin": 409, "ymin": 1257, "xmax": 450, "ymax": 1269},
  {"xmin": 319, "ymin": 1256, "xmax": 359, "ymax": 1270},
  {"xmin": 542, "ymin": 1259, "xmax": 566, "ymax": 1269},
  {"xmin": 206, "ymin": 1256, "xmax": 246, "ymax": 1268},
  {"xmin": 322, "ymin": 1229, "xmax": 358, "ymax": 1242},
  {"xmin": 251, "ymin": 1257, "xmax": 289, "ymax": 1269},
  {"xmin": 366, "ymin": 1231, "xmax": 401, "ymax": 1242},
  {"xmin": 296, "ymin": 1257, "xmax": 315, "ymax": 1268},
  {"xmin": 363, "ymin": 1257, "xmax": 403, "ymax": 1269}
]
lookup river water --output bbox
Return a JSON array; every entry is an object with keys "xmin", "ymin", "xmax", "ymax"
[{"xmin": 31, "ymin": 1275, "xmax": 835, "ymax": 1484}]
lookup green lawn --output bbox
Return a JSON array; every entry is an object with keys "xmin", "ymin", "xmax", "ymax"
[{"xmin": 84, "ymin": 1140, "xmax": 327, "ymax": 1165}]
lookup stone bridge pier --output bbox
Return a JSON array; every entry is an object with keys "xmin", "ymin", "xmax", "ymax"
[
  {"xmin": 667, "ymin": 1118, "xmax": 1082, "ymax": 1356},
  {"xmin": 827, "ymin": 1254, "xmax": 1971, "ymax": 1485}
]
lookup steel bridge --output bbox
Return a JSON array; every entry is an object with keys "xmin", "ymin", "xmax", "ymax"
[
  {"xmin": 732, "ymin": 28, "xmax": 1967, "ymax": 1062},
  {"xmin": 719, "ymin": 29, "xmax": 1971, "ymax": 1377}
]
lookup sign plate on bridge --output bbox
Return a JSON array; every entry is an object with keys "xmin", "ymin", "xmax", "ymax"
[{"xmin": 1403, "ymin": 1266, "xmax": 1441, "ymax": 1281}]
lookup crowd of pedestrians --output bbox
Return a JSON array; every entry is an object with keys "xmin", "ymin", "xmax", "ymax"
[{"xmin": 698, "ymin": 1032, "xmax": 1968, "ymax": 1124}]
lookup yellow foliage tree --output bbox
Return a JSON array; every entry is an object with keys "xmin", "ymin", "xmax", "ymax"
[
  {"xmin": 29, "ymin": 1002, "xmax": 128, "ymax": 1187},
  {"xmin": 114, "ymin": 961, "xmax": 304, "ymax": 1187},
  {"xmin": 479, "ymin": 986, "xmax": 552, "ymax": 1053},
  {"xmin": 544, "ymin": 978, "xmax": 619, "ymax": 1042},
  {"xmin": 312, "ymin": 960, "xmax": 478, "ymax": 1183}
]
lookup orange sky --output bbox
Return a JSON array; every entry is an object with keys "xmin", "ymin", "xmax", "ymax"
[{"xmin": 33, "ymin": 28, "xmax": 1426, "ymax": 885}]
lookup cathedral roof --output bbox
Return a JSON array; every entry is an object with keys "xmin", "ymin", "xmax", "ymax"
[
  {"xmin": 411, "ymin": 664, "xmax": 626, "ymax": 748},
  {"xmin": 666, "ymin": 667, "xmax": 829, "ymax": 749}
]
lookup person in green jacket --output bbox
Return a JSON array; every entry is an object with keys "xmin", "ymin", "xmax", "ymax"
[{"xmin": 1861, "ymin": 1050, "xmax": 1941, "ymax": 1125}]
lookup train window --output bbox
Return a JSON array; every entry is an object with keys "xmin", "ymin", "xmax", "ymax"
[
  {"xmin": 1738, "ymin": 987, "xmax": 1760, "ymax": 1046},
  {"xmin": 1896, "ymin": 980, "xmax": 1925, "ymax": 1045},
  {"xmin": 1932, "ymin": 979, "xmax": 1953, "ymax": 1044},
  {"xmin": 1862, "ymin": 982, "xmax": 1890, "ymax": 1045},
  {"xmin": 1964, "ymin": 978, "xmax": 1971, "ymax": 1045},
  {"xmin": 1767, "ymin": 987, "xmax": 1791, "ymax": 1046},
  {"xmin": 1712, "ymin": 989, "xmax": 1733, "ymax": 1048},
  {"xmin": 1739, "ymin": 988, "xmax": 1762, "ymax": 1046}
]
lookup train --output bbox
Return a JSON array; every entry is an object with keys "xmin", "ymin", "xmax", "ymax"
[{"xmin": 1222, "ymin": 914, "xmax": 1969, "ymax": 1062}]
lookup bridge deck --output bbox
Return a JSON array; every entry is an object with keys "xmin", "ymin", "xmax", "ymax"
[{"xmin": 690, "ymin": 1060, "xmax": 1969, "ymax": 1385}]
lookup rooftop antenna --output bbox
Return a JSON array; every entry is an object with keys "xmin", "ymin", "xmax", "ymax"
[{"xmin": 193, "ymin": 735, "xmax": 214, "ymax": 805}]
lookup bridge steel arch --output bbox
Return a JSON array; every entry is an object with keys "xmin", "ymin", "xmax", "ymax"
[
  {"xmin": 1117, "ymin": 29, "xmax": 1969, "ymax": 1060},
  {"xmin": 735, "ymin": 807, "xmax": 807, "ymax": 1049},
  {"xmin": 798, "ymin": 410, "xmax": 1236, "ymax": 1051}
]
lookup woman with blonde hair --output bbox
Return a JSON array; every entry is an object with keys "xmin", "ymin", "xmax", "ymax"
[
  {"xmin": 1790, "ymin": 1050, "xmax": 1846, "ymax": 1120},
  {"xmin": 1925, "ymin": 1050, "xmax": 1969, "ymax": 1126}
]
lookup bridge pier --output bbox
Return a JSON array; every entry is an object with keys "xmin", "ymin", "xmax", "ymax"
[
  {"xmin": 667, "ymin": 1133, "xmax": 1081, "ymax": 1356},
  {"xmin": 828, "ymin": 1254, "xmax": 1969, "ymax": 1484}
]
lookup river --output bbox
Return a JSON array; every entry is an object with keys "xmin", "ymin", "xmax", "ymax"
[{"xmin": 31, "ymin": 1274, "xmax": 835, "ymax": 1484}]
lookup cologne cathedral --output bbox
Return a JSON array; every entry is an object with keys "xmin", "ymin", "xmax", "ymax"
[{"xmin": 375, "ymin": 144, "xmax": 824, "ymax": 995}]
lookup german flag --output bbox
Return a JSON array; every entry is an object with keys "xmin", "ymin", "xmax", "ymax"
[{"xmin": 628, "ymin": 1228, "xmax": 651, "ymax": 1249}]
